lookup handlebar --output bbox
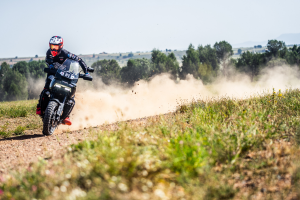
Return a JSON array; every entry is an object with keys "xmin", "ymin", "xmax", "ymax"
[
  {"xmin": 79, "ymin": 74, "xmax": 93, "ymax": 81},
  {"xmin": 44, "ymin": 68, "xmax": 93, "ymax": 81},
  {"xmin": 44, "ymin": 68, "xmax": 57, "ymax": 74},
  {"xmin": 87, "ymin": 67, "xmax": 94, "ymax": 73}
]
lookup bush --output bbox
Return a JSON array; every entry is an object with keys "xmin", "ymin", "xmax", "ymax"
[{"xmin": 14, "ymin": 126, "xmax": 26, "ymax": 135}]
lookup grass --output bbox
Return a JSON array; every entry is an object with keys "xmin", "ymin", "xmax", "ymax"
[
  {"xmin": 1, "ymin": 89, "xmax": 300, "ymax": 199},
  {"xmin": 0, "ymin": 100, "xmax": 36, "ymax": 118},
  {"xmin": 0, "ymin": 124, "xmax": 28, "ymax": 138},
  {"xmin": 0, "ymin": 100, "xmax": 39, "ymax": 138}
]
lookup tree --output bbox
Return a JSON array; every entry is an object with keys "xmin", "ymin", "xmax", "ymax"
[
  {"xmin": 91, "ymin": 59, "xmax": 121, "ymax": 84},
  {"xmin": 121, "ymin": 58, "xmax": 151, "ymax": 85},
  {"xmin": 128, "ymin": 53, "xmax": 134, "ymax": 57},
  {"xmin": 2, "ymin": 70, "xmax": 28, "ymax": 101},
  {"xmin": 180, "ymin": 44, "xmax": 216, "ymax": 83},
  {"xmin": 266, "ymin": 40, "xmax": 286, "ymax": 57},
  {"xmin": 12, "ymin": 61, "xmax": 29, "ymax": 77},
  {"xmin": 236, "ymin": 51, "xmax": 261, "ymax": 81},
  {"xmin": 150, "ymin": 49, "xmax": 179, "ymax": 78},
  {"xmin": 28, "ymin": 60, "xmax": 46, "ymax": 79},
  {"xmin": 213, "ymin": 41, "xmax": 233, "ymax": 77},
  {"xmin": 286, "ymin": 45, "xmax": 300, "ymax": 66},
  {"xmin": 0, "ymin": 62, "xmax": 11, "ymax": 76},
  {"xmin": 0, "ymin": 62, "xmax": 11, "ymax": 100},
  {"xmin": 198, "ymin": 45, "xmax": 219, "ymax": 71},
  {"xmin": 180, "ymin": 44, "xmax": 200, "ymax": 79}
]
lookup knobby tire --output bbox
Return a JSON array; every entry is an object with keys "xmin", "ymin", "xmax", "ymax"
[{"xmin": 43, "ymin": 101, "xmax": 58, "ymax": 136}]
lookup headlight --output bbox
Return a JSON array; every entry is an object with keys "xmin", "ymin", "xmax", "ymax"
[
  {"xmin": 54, "ymin": 83, "xmax": 71, "ymax": 91},
  {"xmin": 64, "ymin": 87, "xmax": 71, "ymax": 91},
  {"xmin": 54, "ymin": 84, "xmax": 61, "ymax": 88}
]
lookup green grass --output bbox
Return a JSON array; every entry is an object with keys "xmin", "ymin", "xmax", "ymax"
[
  {"xmin": 1, "ymin": 89, "xmax": 300, "ymax": 199},
  {"xmin": 0, "ymin": 122, "xmax": 42, "ymax": 139},
  {"xmin": 0, "ymin": 124, "xmax": 28, "ymax": 138},
  {"xmin": 0, "ymin": 100, "xmax": 37, "ymax": 118}
]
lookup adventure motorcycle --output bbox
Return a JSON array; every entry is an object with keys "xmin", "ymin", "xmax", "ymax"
[{"xmin": 41, "ymin": 58, "xmax": 94, "ymax": 135}]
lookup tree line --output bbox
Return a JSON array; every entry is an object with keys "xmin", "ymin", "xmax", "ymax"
[
  {"xmin": 236, "ymin": 40, "xmax": 300, "ymax": 81},
  {"xmin": 1, "ymin": 39, "xmax": 300, "ymax": 101},
  {"xmin": 94, "ymin": 40, "xmax": 300, "ymax": 86},
  {"xmin": 0, "ymin": 61, "xmax": 46, "ymax": 101},
  {"xmin": 91, "ymin": 49, "xmax": 179, "ymax": 85}
]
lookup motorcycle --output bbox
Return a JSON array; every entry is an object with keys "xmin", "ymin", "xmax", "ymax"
[{"xmin": 41, "ymin": 58, "xmax": 94, "ymax": 136}]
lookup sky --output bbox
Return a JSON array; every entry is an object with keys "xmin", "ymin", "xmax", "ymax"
[{"xmin": 0, "ymin": 0, "xmax": 299, "ymax": 58}]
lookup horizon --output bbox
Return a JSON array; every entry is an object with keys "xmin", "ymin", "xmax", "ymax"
[{"xmin": 1, "ymin": 0, "xmax": 299, "ymax": 58}]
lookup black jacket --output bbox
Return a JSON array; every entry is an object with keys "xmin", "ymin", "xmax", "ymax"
[{"xmin": 45, "ymin": 49, "xmax": 88, "ymax": 73}]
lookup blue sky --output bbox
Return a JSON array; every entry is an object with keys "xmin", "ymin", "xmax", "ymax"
[{"xmin": 0, "ymin": 0, "xmax": 299, "ymax": 58}]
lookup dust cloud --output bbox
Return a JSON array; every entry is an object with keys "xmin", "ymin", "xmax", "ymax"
[
  {"xmin": 27, "ymin": 77, "xmax": 45, "ymax": 99},
  {"xmin": 59, "ymin": 65, "xmax": 300, "ymax": 131}
]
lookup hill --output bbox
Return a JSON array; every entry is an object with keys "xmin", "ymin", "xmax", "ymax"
[
  {"xmin": 0, "ymin": 50, "xmax": 187, "ymax": 68},
  {"xmin": 233, "ymin": 33, "xmax": 300, "ymax": 48}
]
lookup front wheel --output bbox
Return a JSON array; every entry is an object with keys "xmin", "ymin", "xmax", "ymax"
[{"xmin": 43, "ymin": 101, "xmax": 59, "ymax": 136}]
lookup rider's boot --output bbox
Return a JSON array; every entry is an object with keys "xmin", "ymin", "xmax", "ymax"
[
  {"xmin": 36, "ymin": 104, "xmax": 42, "ymax": 115},
  {"xmin": 62, "ymin": 117, "xmax": 72, "ymax": 126}
]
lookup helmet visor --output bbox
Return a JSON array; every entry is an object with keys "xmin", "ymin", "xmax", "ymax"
[{"xmin": 50, "ymin": 44, "xmax": 60, "ymax": 51}]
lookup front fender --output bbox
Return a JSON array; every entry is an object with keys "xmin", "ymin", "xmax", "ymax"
[{"xmin": 50, "ymin": 98, "xmax": 62, "ymax": 105}]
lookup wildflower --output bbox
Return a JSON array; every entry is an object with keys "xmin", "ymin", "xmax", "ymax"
[
  {"xmin": 142, "ymin": 170, "xmax": 148, "ymax": 176},
  {"xmin": 154, "ymin": 189, "xmax": 166, "ymax": 199},
  {"xmin": 146, "ymin": 180, "xmax": 153, "ymax": 188},
  {"xmin": 142, "ymin": 185, "xmax": 148, "ymax": 192},
  {"xmin": 63, "ymin": 181, "xmax": 70, "ymax": 187},
  {"xmin": 65, "ymin": 174, "xmax": 71, "ymax": 179},
  {"xmin": 109, "ymin": 182, "xmax": 116, "ymax": 188},
  {"xmin": 118, "ymin": 183, "xmax": 128, "ymax": 192},
  {"xmin": 0, "ymin": 176, "xmax": 5, "ymax": 182},
  {"xmin": 60, "ymin": 185, "xmax": 67, "ymax": 192},
  {"xmin": 67, "ymin": 188, "xmax": 86, "ymax": 200},
  {"xmin": 179, "ymin": 140, "xmax": 184, "ymax": 145},
  {"xmin": 53, "ymin": 186, "xmax": 60, "ymax": 193},
  {"xmin": 32, "ymin": 185, "xmax": 37, "ymax": 192},
  {"xmin": 0, "ymin": 189, "xmax": 3, "ymax": 195}
]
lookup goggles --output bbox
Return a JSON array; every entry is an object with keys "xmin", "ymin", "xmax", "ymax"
[{"xmin": 50, "ymin": 44, "xmax": 60, "ymax": 51}]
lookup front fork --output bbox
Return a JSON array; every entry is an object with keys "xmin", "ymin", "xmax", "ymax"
[
  {"xmin": 39, "ymin": 90, "xmax": 51, "ymax": 119},
  {"xmin": 55, "ymin": 96, "xmax": 67, "ymax": 123}
]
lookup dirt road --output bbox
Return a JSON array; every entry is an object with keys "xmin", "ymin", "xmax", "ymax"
[{"xmin": 0, "ymin": 117, "xmax": 149, "ymax": 175}]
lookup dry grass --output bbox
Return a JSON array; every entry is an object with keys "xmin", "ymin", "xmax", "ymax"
[
  {"xmin": 1, "ymin": 90, "xmax": 300, "ymax": 199},
  {"xmin": 0, "ymin": 100, "xmax": 41, "ymax": 138}
]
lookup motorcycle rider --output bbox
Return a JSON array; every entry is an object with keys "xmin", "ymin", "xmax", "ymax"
[{"xmin": 36, "ymin": 36, "xmax": 91, "ymax": 125}]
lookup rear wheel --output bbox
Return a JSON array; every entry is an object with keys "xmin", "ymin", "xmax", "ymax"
[{"xmin": 43, "ymin": 101, "xmax": 59, "ymax": 136}]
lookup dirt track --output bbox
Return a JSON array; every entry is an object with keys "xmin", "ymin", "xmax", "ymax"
[
  {"xmin": 0, "ymin": 128, "xmax": 90, "ymax": 175},
  {"xmin": 0, "ymin": 117, "xmax": 150, "ymax": 175}
]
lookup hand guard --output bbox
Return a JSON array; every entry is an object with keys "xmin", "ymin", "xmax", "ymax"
[{"xmin": 53, "ymin": 62, "xmax": 61, "ymax": 69}]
